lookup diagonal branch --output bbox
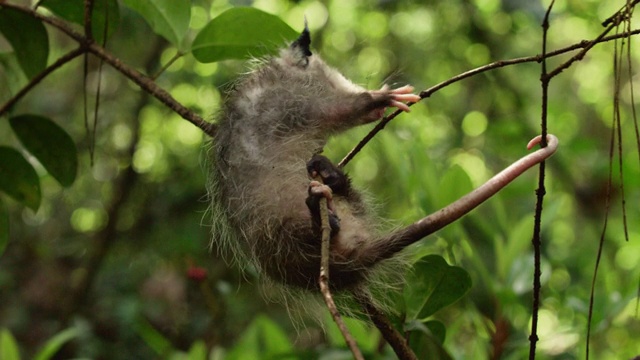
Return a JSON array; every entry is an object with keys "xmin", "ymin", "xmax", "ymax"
[
  {"xmin": 4, "ymin": 2, "xmax": 640, "ymax": 143},
  {"xmin": 0, "ymin": 2, "xmax": 214, "ymax": 136},
  {"xmin": 355, "ymin": 290, "xmax": 417, "ymax": 360},
  {"xmin": 0, "ymin": 47, "xmax": 85, "ymax": 117},
  {"xmin": 339, "ymin": 28, "xmax": 640, "ymax": 168}
]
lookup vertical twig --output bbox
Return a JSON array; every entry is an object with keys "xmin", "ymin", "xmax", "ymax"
[
  {"xmin": 587, "ymin": 2, "xmax": 639, "ymax": 356},
  {"xmin": 626, "ymin": 0, "xmax": 640, "ymax": 318},
  {"xmin": 613, "ymin": 22, "xmax": 630, "ymax": 244},
  {"xmin": 316, "ymin": 183, "xmax": 364, "ymax": 360},
  {"xmin": 90, "ymin": 0, "xmax": 110, "ymax": 165},
  {"xmin": 529, "ymin": 1, "xmax": 555, "ymax": 358},
  {"xmin": 83, "ymin": 0, "xmax": 95, "ymax": 164},
  {"xmin": 62, "ymin": 39, "xmax": 164, "ymax": 324},
  {"xmin": 83, "ymin": 53, "xmax": 92, "ymax": 164},
  {"xmin": 585, "ymin": 99, "xmax": 616, "ymax": 360},
  {"xmin": 620, "ymin": 1, "xmax": 635, "ymax": 243},
  {"xmin": 83, "ymin": 0, "xmax": 94, "ymax": 41},
  {"xmin": 587, "ymin": 8, "xmax": 628, "ymax": 357}
]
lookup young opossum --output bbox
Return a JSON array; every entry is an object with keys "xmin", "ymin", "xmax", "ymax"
[{"xmin": 209, "ymin": 27, "xmax": 421, "ymax": 291}]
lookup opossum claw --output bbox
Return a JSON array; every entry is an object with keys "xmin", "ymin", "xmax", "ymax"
[
  {"xmin": 389, "ymin": 85, "xmax": 421, "ymax": 104},
  {"xmin": 306, "ymin": 181, "xmax": 341, "ymax": 236},
  {"xmin": 307, "ymin": 154, "xmax": 350, "ymax": 196},
  {"xmin": 369, "ymin": 85, "xmax": 421, "ymax": 114}
]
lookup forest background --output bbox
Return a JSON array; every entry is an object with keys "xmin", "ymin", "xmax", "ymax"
[{"xmin": 0, "ymin": 0, "xmax": 639, "ymax": 359}]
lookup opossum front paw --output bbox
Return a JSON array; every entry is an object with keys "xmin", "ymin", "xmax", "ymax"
[
  {"xmin": 365, "ymin": 85, "xmax": 422, "ymax": 120},
  {"xmin": 307, "ymin": 154, "xmax": 349, "ymax": 196},
  {"xmin": 306, "ymin": 180, "xmax": 341, "ymax": 236},
  {"xmin": 385, "ymin": 85, "xmax": 422, "ymax": 111}
]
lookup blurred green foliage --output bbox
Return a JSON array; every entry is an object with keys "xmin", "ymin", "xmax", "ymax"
[{"xmin": 0, "ymin": 0, "xmax": 639, "ymax": 359}]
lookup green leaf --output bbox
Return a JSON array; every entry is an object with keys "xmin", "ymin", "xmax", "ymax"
[
  {"xmin": 0, "ymin": 7, "xmax": 49, "ymax": 79},
  {"xmin": 404, "ymin": 255, "xmax": 472, "ymax": 320},
  {"xmin": 0, "ymin": 200, "xmax": 8, "ymax": 257},
  {"xmin": 0, "ymin": 147, "xmax": 41, "ymax": 211},
  {"xmin": 33, "ymin": 327, "xmax": 80, "ymax": 360},
  {"xmin": 40, "ymin": 0, "xmax": 120, "ymax": 44},
  {"xmin": 186, "ymin": 341, "xmax": 207, "ymax": 360},
  {"xmin": 425, "ymin": 320, "xmax": 446, "ymax": 344},
  {"xmin": 0, "ymin": 329, "xmax": 20, "ymax": 360},
  {"xmin": 192, "ymin": 7, "xmax": 298, "ymax": 63},
  {"xmin": 133, "ymin": 317, "xmax": 173, "ymax": 356},
  {"xmin": 121, "ymin": 0, "xmax": 190, "ymax": 48},
  {"xmin": 226, "ymin": 315, "xmax": 292, "ymax": 360},
  {"xmin": 0, "ymin": 53, "xmax": 28, "ymax": 94},
  {"xmin": 10, "ymin": 115, "xmax": 78, "ymax": 187},
  {"xmin": 404, "ymin": 319, "xmax": 447, "ymax": 345},
  {"xmin": 406, "ymin": 324, "xmax": 453, "ymax": 360},
  {"xmin": 325, "ymin": 314, "xmax": 377, "ymax": 352}
]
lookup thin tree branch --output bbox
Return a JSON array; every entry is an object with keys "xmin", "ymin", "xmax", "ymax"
[
  {"xmin": 548, "ymin": 0, "xmax": 639, "ymax": 80},
  {"xmin": 0, "ymin": 2, "xmax": 214, "ymax": 137},
  {"xmin": 339, "ymin": 28, "xmax": 640, "ymax": 168},
  {"xmin": 602, "ymin": 0, "xmax": 640, "ymax": 26},
  {"xmin": 88, "ymin": 0, "xmax": 110, "ymax": 165},
  {"xmin": 83, "ymin": 0, "xmax": 94, "ymax": 41},
  {"xmin": 546, "ymin": 28, "xmax": 614, "ymax": 80},
  {"xmin": 614, "ymin": 32, "xmax": 630, "ymax": 244},
  {"xmin": 316, "ymin": 180, "xmax": 364, "ymax": 360},
  {"xmin": 587, "ymin": 11, "xmax": 634, "ymax": 356},
  {"xmin": 86, "ymin": 44, "xmax": 213, "ymax": 134},
  {"xmin": 0, "ymin": 47, "xmax": 85, "ymax": 117},
  {"xmin": 420, "ymin": 28, "xmax": 640, "ymax": 100},
  {"xmin": 355, "ymin": 291, "xmax": 417, "ymax": 360},
  {"xmin": 63, "ymin": 39, "xmax": 164, "ymax": 323},
  {"xmin": 151, "ymin": 50, "xmax": 185, "ymax": 80},
  {"xmin": 529, "ymin": 2, "xmax": 555, "ymax": 359},
  {"xmin": 586, "ymin": 101, "xmax": 616, "ymax": 360},
  {"xmin": 4, "ymin": 1, "xmax": 640, "ymax": 143}
]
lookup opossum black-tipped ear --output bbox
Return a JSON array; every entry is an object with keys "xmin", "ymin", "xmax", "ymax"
[{"xmin": 290, "ymin": 21, "xmax": 312, "ymax": 64}]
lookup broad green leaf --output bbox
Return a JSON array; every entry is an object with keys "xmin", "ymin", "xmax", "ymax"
[
  {"xmin": 0, "ymin": 7, "xmax": 49, "ymax": 79},
  {"xmin": 10, "ymin": 115, "xmax": 77, "ymax": 187},
  {"xmin": 406, "ymin": 324, "xmax": 453, "ymax": 360},
  {"xmin": 192, "ymin": 7, "xmax": 298, "ymax": 63},
  {"xmin": 0, "ymin": 200, "xmax": 8, "ymax": 257},
  {"xmin": 0, "ymin": 147, "xmax": 41, "ymax": 211},
  {"xmin": 121, "ymin": 0, "xmax": 190, "ymax": 48},
  {"xmin": 0, "ymin": 53, "xmax": 28, "ymax": 95},
  {"xmin": 404, "ymin": 319, "xmax": 447, "ymax": 345},
  {"xmin": 404, "ymin": 255, "xmax": 472, "ymax": 320},
  {"xmin": 40, "ymin": 0, "xmax": 120, "ymax": 44},
  {"xmin": 226, "ymin": 315, "xmax": 292, "ymax": 360},
  {"xmin": 425, "ymin": 320, "xmax": 446, "ymax": 344},
  {"xmin": 0, "ymin": 329, "xmax": 20, "ymax": 360},
  {"xmin": 34, "ymin": 327, "xmax": 80, "ymax": 360}
]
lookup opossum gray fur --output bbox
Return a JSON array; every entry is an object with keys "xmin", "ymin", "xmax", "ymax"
[{"xmin": 207, "ymin": 26, "xmax": 421, "ymax": 292}]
